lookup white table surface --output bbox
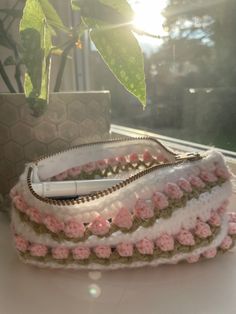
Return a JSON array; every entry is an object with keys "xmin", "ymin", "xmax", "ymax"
[{"xmin": 1, "ymin": 212, "xmax": 236, "ymax": 314}]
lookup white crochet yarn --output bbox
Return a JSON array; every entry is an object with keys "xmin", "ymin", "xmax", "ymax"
[
  {"xmin": 18, "ymin": 215, "xmax": 229, "ymax": 270},
  {"xmin": 12, "ymin": 181, "xmax": 231, "ymax": 248},
  {"xmin": 15, "ymin": 149, "xmax": 228, "ymax": 223},
  {"xmin": 11, "ymin": 138, "xmax": 234, "ymax": 270}
]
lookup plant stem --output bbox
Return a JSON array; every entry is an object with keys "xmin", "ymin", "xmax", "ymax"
[
  {"xmin": 13, "ymin": 47, "xmax": 24, "ymax": 92},
  {"xmin": 0, "ymin": 61, "xmax": 16, "ymax": 93},
  {"xmin": 54, "ymin": 41, "xmax": 75, "ymax": 92},
  {"xmin": 14, "ymin": 59, "xmax": 24, "ymax": 92},
  {"xmin": 1, "ymin": 0, "xmax": 23, "ymax": 93},
  {"xmin": 3, "ymin": 0, "xmax": 21, "ymax": 24}
]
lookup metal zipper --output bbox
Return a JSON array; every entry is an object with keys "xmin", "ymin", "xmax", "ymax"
[{"xmin": 26, "ymin": 137, "xmax": 202, "ymax": 206}]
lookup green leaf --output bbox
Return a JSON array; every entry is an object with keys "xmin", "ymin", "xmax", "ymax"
[
  {"xmin": 77, "ymin": 0, "xmax": 146, "ymax": 106},
  {"xmin": 90, "ymin": 25, "xmax": 146, "ymax": 107},
  {"xmin": 99, "ymin": 0, "xmax": 133, "ymax": 20},
  {"xmin": 39, "ymin": 0, "xmax": 69, "ymax": 33},
  {"xmin": 20, "ymin": 0, "xmax": 52, "ymax": 115},
  {"xmin": 0, "ymin": 9, "xmax": 22, "ymax": 18}
]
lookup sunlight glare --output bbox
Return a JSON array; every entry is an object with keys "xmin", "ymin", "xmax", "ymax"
[{"xmin": 132, "ymin": 0, "xmax": 167, "ymax": 37}]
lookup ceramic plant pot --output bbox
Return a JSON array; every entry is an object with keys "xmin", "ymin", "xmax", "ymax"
[{"xmin": 0, "ymin": 91, "xmax": 110, "ymax": 201}]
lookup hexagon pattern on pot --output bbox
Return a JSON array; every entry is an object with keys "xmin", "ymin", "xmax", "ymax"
[
  {"xmin": 24, "ymin": 141, "xmax": 47, "ymax": 161},
  {"xmin": 0, "ymin": 92, "xmax": 110, "ymax": 197},
  {"xmin": 0, "ymin": 125, "xmax": 10, "ymax": 144},
  {"xmin": 49, "ymin": 139, "xmax": 69, "ymax": 154},
  {"xmin": 0, "ymin": 159, "xmax": 15, "ymax": 179},
  {"xmin": 34, "ymin": 121, "xmax": 57, "ymax": 143},
  {"xmin": 20, "ymin": 106, "xmax": 43, "ymax": 126},
  {"xmin": 58, "ymin": 121, "xmax": 80, "ymax": 141},
  {"xmin": 46, "ymin": 99, "xmax": 66, "ymax": 124},
  {"xmin": 11, "ymin": 123, "xmax": 33, "ymax": 145},
  {"xmin": 4, "ymin": 141, "xmax": 24, "ymax": 162},
  {"xmin": 0, "ymin": 102, "xmax": 19, "ymax": 126}
]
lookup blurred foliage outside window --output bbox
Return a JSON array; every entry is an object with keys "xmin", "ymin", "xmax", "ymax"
[{"xmin": 89, "ymin": 0, "xmax": 236, "ymax": 151}]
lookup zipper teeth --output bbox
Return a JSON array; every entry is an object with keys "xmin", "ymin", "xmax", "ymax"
[
  {"xmin": 33, "ymin": 137, "xmax": 177, "ymax": 164},
  {"xmin": 27, "ymin": 160, "xmax": 187, "ymax": 206},
  {"xmin": 26, "ymin": 137, "xmax": 194, "ymax": 206}
]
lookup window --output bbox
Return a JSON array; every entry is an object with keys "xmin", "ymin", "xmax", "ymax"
[{"xmin": 90, "ymin": 0, "xmax": 236, "ymax": 152}]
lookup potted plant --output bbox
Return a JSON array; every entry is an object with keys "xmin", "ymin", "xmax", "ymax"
[{"xmin": 0, "ymin": 0, "xmax": 146, "ymax": 201}]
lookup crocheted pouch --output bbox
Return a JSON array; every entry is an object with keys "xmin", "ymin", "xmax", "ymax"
[{"xmin": 10, "ymin": 137, "xmax": 236, "ymax": 270}]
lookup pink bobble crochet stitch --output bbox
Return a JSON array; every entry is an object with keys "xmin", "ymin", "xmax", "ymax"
[
  {"xmin": 129, "ymin": 152, "xmax": 139, "ymax": 163},
  {"xmin": 208, "ymin": 212, "xmax": 221, "ymax": 227},
  {"xmin": 64, "ymin": 220, "xmax": 85, "ymax": 238},
  {"xmin": 116, "ymin": 156, "xmax": 126, "ymax": 166},
  {"xmin": 189, "ymin": 176, "xmax": 205, "ymax": 189},
  {"xmin": 72, "ymin": 247, "xmax": 90, "ymax": 260},
  {"xmin": 143, "ymin": 150, "xmax": 153, "ymax": 162},
  {"xmin": 178, "ymin": 178, "xmax": 192, "ymax": 193},
  {"xmin": 187, "ymin": 255, "xmax": 200, "ymax": 263},
  {"xmin": 229, "ymin": 222, "xmax": 236, "ymax": 235},
  {"xmin": 156, "ymin": 152, "xmax": 166, "ymax": 163},
  {"xmin": 215, "ymin": 167, "xmax": 230, "ymax": 179},
  {"xmin": 83, "ymin": 162, "xmax": 95, "ymax": 173},
  {"xmin": 113, "ymin": 207, "xmax": 133, "ymax": 229},
  {"xmin": 195, "ymin": 221, "xmax": 212, "ymax": 239},
  {"xmin": 164, "ymin": 182, "xmax": 183, "ymax": 200},
  {"xmin": 228, "ymin": 212, "xmax": 236, "ymax": 223},
  {"xmin": 136, "ymin": 238, "xmax": 154, "ymax": 255},
  {"xmin": 88, "ymin": 215, "xmax": 110, "ymax": 236},
  {"xmin": 203, "ymin": 248, "xmax": 217, "ymax": 259},
  {"xmin": 134, "ymin": 199, "xmax": 154, "ymax": 219},
  {"xmin": 43, "ymin": 215, "xmax": 64, "ymax": 233},
  {"xmin": 27, "ymin": 207, "xmax": 42, "ymax": 224},
  {"xmin": 200, "ymin": 170, "xmax": 217, "ymax": 183},
  {"xmin": 14, "ymin": 235, "xmax": 28, "ymax": 252},
  {"xmin": 218, "ymin": 205, "xmax": 227, "ymax": 215},
  {"xmin": 55, "ymin": 171, "xmax": 68, "ymax": 181},
  {"xmin": 96, "ymin": 159, "xmax": 107, "ymax": 170},
  {"xmin": 68, "ymin": 166, "xmax": 81, "ymax": 177},
  {"xmin": 107, "ymin": 157, "xmax": 118, "ymax": 167},
  {"xmin": 13, "ymin": 195, "xmax": 28, "ymax": 213},
  {"xmin": 220, "ymin": 236, "xmax": 233, "ymax": 250},
  {"xmin": 10, "ymin": 186, "xmax": 17, "ymax": 199},
  {"xmin": 52, "ymin": 247, "xmax": 69, "ymax": 259},
  {"xmin": 152, "ymin": 192, "xmax": 169, "ymax": 210},
  {"xmin": 156, "ymin": 233, "xmax": 175, "ymax": 252},
  {"xmin": 30, "ymin": 244, "xmax": 48, "ymax": 257},
  {"xmin": 94, "ymin": 245, "xmax": 111, "ymax": 259},
  {"xmin": 117, "ymin": 243, "xmax": 133, "ymax": 257},
  {"xmin": 176, "ymin": 229, "xmax": 195, "ymax": 246}
]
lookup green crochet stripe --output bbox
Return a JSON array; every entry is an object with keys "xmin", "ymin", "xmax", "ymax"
[
  {"xmin": 17, "ymin": 178, "xmax": 226, "ymax": 243},
  {"xmin": 19, "ymin": 225, "xmax": 223, "ymax": 266}
]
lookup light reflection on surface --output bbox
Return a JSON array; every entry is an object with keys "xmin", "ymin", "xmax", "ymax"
[
  {"xmin": 88, "ymin": 271, "xmax": 102, "ymax": 281},
  {"xmin": 88, "ymin": 283, "xmax": 101, "ymax": 298}
]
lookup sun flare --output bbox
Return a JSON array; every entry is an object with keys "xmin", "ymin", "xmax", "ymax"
[{"xmin": 132, "ymin": 0, "xmax": 167, "ymax": 37}]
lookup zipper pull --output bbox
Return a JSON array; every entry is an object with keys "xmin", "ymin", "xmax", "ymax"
[{"xmin": 175, "ymin": 152, "xmax": 202, "ymax": 162}]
